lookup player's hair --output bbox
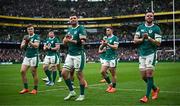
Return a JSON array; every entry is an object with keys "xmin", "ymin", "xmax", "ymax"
[
  {"xmin": 106, "ymin": 26, "xmax": 113, "ymax": 31},
  {"xmin": 145, "ymin": 8, "xmax": 154, "ymax": 15},
  {"xmin": 27, "ymin": 24, "xmax": 33, "ymax": 28},
  {"xmin": 48, "ymin": 29, "xmax": 54, "ymax": 33},
  {"xmin": 70, "ymin": 12, "xmax": 78, "ymax": 17}
]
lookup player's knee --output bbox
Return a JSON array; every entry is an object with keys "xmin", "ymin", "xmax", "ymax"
[
  {"xmin": 146, "ymin": 71, "xmax": 153, "ymax": 77},
  {"xmin": 43, "ymin": 65, "xmax": 48, "ymax": 70},
  {"xmin": 21, "ymin": 70, "xmax": 26, "ymax": 75}
]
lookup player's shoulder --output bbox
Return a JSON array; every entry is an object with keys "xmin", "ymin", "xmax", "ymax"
[
  {"xmin": 78, "ymin": 25, "xmax": 85, "ymax": 29},
  {"xmin": 113, "ymin": 35, "xmax": 118, "ymax": 39},
  {"xmin": 138, "ymin": 23, "xmax": 145, "ymax": 28},
  {"xmin": 153, "ymin": 24, "xmax": 161, "ymax": 29}
]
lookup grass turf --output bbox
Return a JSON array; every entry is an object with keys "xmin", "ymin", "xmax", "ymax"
[{"xmin": 0, "ymin": 62, "xmax": 180, "ymax": 105}]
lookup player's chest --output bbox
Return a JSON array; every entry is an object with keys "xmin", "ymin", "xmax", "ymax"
[
  {"xmin": 140, "ymin": 27, "xmax": 155, "ymax": 37},
  {"xmin": 47, "ymin": 39, "xmax": 55, "ymax": 45},
  {"xmin": 68, "ymin": 29, "xmax": 80, "ymax": 38},
  {"xmin": 107, "ymin": 38, "xmax": 114, "ymax": 44}
]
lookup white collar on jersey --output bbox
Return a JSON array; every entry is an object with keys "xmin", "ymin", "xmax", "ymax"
[
  {"xmin": 49, "ymin": 37, "xmax": 55, "ymax": 39},
  {"xmin": 107, "ymin": 34, "xmax": 114, "ymax": 38},
  {"xmin": 29, "ymin": 33, "xmax": 35, "ymax": 37},
  {"xmin": 145, "ymin": 23, "xmax": 154, "ymax": 27}
]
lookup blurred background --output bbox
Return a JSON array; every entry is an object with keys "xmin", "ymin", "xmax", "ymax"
[{"xmin": 0, "ymin": 0, "xmax": 180, "ymax": 63}]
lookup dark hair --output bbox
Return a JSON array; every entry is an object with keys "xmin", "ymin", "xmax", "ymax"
[
  {"xmin": 48, "ymin": 29, "xmax": 54, "ymax": 33},
  {"xmin": 70, "ymin": 12, "xmax": 78, "ymax": 17},
  {"xmin": 106, "ymin": 26, "xmax": 113, "ymax": 30},
  {"xmin": 27, "ymin": 24, "xmax": 33, "ymax": 28},
  {"xmin": 145, "ymin": 8, "xmax": 154, "ymax": 14}
]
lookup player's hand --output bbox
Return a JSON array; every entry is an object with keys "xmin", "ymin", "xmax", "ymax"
[
  {"xmin": 143, "ymin": 33, "xmax": 148, "ymax": 39},
  {"xmin": 23, "ymin": 35, "xmax": 30, "ymax": 44},
  {"xmin": 65, "ymin": 34, "xmax": 72, "ymax": 39},
  {"xmin": 102, "ymin": 40, "xmax": 108, "ymax": 46}
]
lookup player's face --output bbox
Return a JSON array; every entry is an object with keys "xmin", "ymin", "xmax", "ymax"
[
  {"xmin": 145, "ymin": 12, "xmax": 154, "ymax": 24},
  {"xmin": 106, "ymin": 28, "xmax": 112, "ymax": 36},
  {"xmin": 48, "ymin": 32, "xmax": 54, "ymax": 38},
  {"xmin": 69, "ymin": 16, "xmax": 78, "ymax": 25},
  {"xmin": 27, "ymin": 27, "xmax": 34, "ymax": 35}
]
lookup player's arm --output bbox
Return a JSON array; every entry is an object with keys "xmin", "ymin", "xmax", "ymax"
[
  {"xmin": 20, "ymin": 40, "xmax": 27, "ymax": 49},
  {"xmin": 51, "ymin": 43, "xmax": 60, "ymax": 51},
  {"xmin": 106, "ymin": 37, "xmax": 119, "ymax": 50},
  {"xmin": 107, "ymin": 43, "xmax": 118, "ymax": 50},
  {"xmin": 43, "ymin": 43, "xmax": 47, "ymax": 50},
  {"xmin": 20, "ymin": 35, "xmax": 29, "ymax": 49},
  {"xmin": 147, "ymin": 35, "xmax": 161, "ymax": 46},
  {"xmin": 29, "ymin": 36, "xmax": 40, "ymax": 48},
  {"xmin": 98, "ymin": 45, "xmax": 105, "ymax": 54},
  {"xmin": 148, "ymin": 27, "xmax": 162, "ymax": 46},
  {"xmin": 29, "ymin": 41, "xmax": 39, "ymax": 48},
  {"xmin": 134, "ymin": 35, "xmax": 144, "ymax": 44},
  {"xmin": 133, "ymin": 26, "xmax": 144, "ymax": 44},
  {"xmin": 79, "ymin": 26, "xmax": 87, "ymax": 45}
]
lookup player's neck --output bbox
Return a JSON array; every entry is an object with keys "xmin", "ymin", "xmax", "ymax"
[
  {"xmin": 29, "ymin": 33, "xmax": 34, "ymax": 36},
  {"xmin": 72, "ymin": 24, "xmax": 79, "ymax": 28},
  {"xmin": 145, "ymin": 22, "xmax": 154, "ymax": 27}
]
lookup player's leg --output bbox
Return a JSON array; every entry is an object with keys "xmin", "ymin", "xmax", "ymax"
[
  {"xmin": 101, "ymin": 60, "xmax": 112, "ymax": 91},
  {"xmin": 30, "ymin": 66, "xmax": 38, "ymax": 94},
  {"xmin": 42, "ymin": 56, "xmax": 51, "ymax": 82},
  {"xmin": 19, "ymin": 57, "xmax": 29, "ymax": 94},
  {"xmin": 19, "ymin": 64, "xmax": 29, "ymax": 94},
  {"xmin": 139, "ymin": 56, "xmax": 149, "ymax": 102},
  {"xmin": 57, "ymin": 64, "xmax": 62, "ymax": 82},
  {"xmin": 107, "ymin": 59, "xmax": 117, "ymax": 93},
  {"xmin": 48, "ymin": 64, "xmax": 57, "ymax": 86},
  {"xmin": 62, "ymin": 54, "xmax": 76, "ymax": 100},
  {"xmin": 146, "ymin": 53, "xmax": 159, "ymax": 100},
  {"xmin": 48, "ymin": 55, "xmax": 58, "ymax": 85},
  {"xmin": 29, "ymin": 56, "xmax": 39, "ymax": 94},
  {"xmin": 74, "ymin": 54, "xmax": 86, "ymax": 101},
  {"xmin": 70, "ymin": 68, "xmax": 75, "ymax": 88},
  {"xmin": 99, "ymin": 58, "xmax": 106, "ymax": 83}
]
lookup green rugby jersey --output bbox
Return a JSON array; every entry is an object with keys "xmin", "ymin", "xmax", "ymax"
[
  {"xmin": 25, "ymin": 34, "xmax": 40, "ymax": 58},
  {"xmin": 104, "ymin": 35, "xmax": 119, "ymax": 60},
  {"xmin": 66, "ymin": 25, "xmax": 87, "ymax": 56},
  {"xmin": 135, "ymin": 23, "xmax": 162, "ymax": 56},
  {"xmin": 44, "ymin": 37, "xmax": 60, "ymax": 56}
]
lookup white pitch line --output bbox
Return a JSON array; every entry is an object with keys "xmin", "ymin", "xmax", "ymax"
[
  {"xmin": 90, "ymin": 85, "xmax": 180, "ymax": 94},
  {"xmin": 38, "ymin": 83, "xmax": 180, "ymax": 94},
  {"xmin": 1, "ymin": 82, "xmax": 180, "ymax": 94}
]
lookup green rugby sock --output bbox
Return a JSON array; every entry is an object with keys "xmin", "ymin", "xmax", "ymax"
[
  {"xmin": 146, "ymin": 77, "xmax": 153, "ymax": 98},
  {"xmin": 24, "ymin": 83, "xmax": 28, "ymax": 89},
  {"xmin": 45, "ymin": 70, "xmax": 52, "ymax": 81},
  {"xmin": 104, "ymin": 76, "xmax": 111, "ymax": 84},
  {"xmin": 80, "ymin": 84, "xmax": 85, "ymax": 95},
  {"xmin": 143, "ymin": 77, "xmax": 157, "ymax": 90},
  {"xmin": 52, "ymin": 71, "xmax": 57, "ymax": 83},
  {"xmin": 64, "ymin": 79, "xmax": 74, "ymax": 91}
]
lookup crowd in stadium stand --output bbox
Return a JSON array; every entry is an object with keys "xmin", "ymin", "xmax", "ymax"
[
  {"xmin": 1, "ymin": 0, "xmax": 179, "ymax": 18},
  {"xmin": 0, "ymin": 25, "xmax": 179, "ymax": 44},
  {"xmin": 0, "ymin": 46, "xmax": 179, "ymax": 63}
]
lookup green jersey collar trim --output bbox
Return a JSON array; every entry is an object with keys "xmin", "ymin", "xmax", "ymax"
[{"xmin": 29, "ymin": 33, "xmax": 35, "ymax": 37}]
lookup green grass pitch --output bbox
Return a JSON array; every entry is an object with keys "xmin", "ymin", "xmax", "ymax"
[{"xmin": 0, "ymin": 62, "xmax": 180, "ymax": 105}]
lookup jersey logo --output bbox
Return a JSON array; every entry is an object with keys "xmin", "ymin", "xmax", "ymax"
[
  {"xmin": 51, "ymin": 41, "xmax": 54, "ymax": 44},
  {"xmin": 149, "ymin": 30, "xmax": 153, "ymax": 33},
  {"xmin": 74, "ymin": 31, "xmax": 77, "ymax": 35},
  {"xmin": 141, "ymin": 29, "xmax": 145, "ymax": 32}
]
